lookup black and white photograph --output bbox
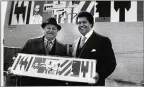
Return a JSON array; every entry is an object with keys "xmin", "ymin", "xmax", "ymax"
[{"xmin": 1, "ymin": 0, "xmax": 144, "ymax": 86}]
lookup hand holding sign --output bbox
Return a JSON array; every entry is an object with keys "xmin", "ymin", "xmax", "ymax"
[{"xmin": 88, "ymin": 72, "xmax": 99, "ymax": 84}]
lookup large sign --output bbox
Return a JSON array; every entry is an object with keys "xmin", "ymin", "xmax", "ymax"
[{"xmin": 11, "ymin": 53, "xmax": 96, "ymax": 83}]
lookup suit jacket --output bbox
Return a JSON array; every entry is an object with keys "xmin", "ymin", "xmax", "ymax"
[
  {"xmin": 21, "ymin": 36, "xmax": 67, "ymax": 56},
  {"xmin": 17, "ymin": 36, "xmax": 68, "ymax": 86},
  {"xmin": 70, "ymin": 31, "xmax": 116, "ymax": 86}
]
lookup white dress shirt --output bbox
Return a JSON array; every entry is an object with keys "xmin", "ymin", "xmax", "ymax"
[{"xmin": 81, "ymin": 29, "xmax": 94, "ymax": 44}]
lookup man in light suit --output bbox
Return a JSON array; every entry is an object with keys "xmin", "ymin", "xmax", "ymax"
[
  {"xmin": 70, "ymin": 11, "xmax": 116, "ymax": 86},
  {"xmin": 16, "ymin": 17, "xmax": 68, "ymax": 86}
]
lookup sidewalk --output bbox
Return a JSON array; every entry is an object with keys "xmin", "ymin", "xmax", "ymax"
[{"xmin": 105, "ymin": 78, "xmax": 144, "ymax": 87}]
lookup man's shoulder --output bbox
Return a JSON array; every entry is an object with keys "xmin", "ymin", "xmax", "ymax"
[
  {"xmin": 93, "ymin": 31, "xmax": 109, "ymax": 40},
  {"xmin": 93, "ymin": 32, "xmax": 112, "ymax": 45},
  {"xmin": 27, "ymin": 36, "xmax": 43, "ymax": 43},
  {"xmin": 56, "ymin": 40, "xmax": 66, "ymax": 47}
]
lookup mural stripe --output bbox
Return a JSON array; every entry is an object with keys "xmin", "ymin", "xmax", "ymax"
[
  {"xmin": 137, "ymin": 1, "xmax": 143, "ymax": 21},
  {"xmin": 13, "ymin": 56, "xmax": 22, "ymax": 70},
  {"xmin": 26, "ymin": 1, "xmax": 32, "ymax": 24},
  {"xmin": 8, "ymin": 1, "xmax": 14, "ymax": 25},
  {"xmin": 64, "ymin": 69, "xmax": 71, "ymax": 76},
  {"xmin": 60, "ymin": 60, "xmax": 69, "ymax": 67},
  {"xmin": 81, "ymin": 1, "xmax": 91, "ymax": 11},
  {"xmin": 59, "ymin": 61, "xmax": 72, "ymax": 75},
  {"xmin": 25, "ymin": 57, "xmax": 33, "ymax": 71}
]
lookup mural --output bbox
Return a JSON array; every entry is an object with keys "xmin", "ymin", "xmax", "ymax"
[
  {"xmin": 8, "ymin": 1, "xmax": 143, "ymax": 25},
  {"xmin": 8, "ymin": 1, "xmax": 32, "ymax": 25}
]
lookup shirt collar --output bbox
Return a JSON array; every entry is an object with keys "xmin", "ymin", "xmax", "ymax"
[
  {"xmin": 81, "ymin": 29, "xmax": 93, "ymax": 42},
  {"xmin": 44, "ymin": 37, "xmax": 55, "ymax": 45}
]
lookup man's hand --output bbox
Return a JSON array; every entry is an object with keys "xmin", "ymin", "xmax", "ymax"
[
  {"xmin": 7, "ymin": 67, "xmax": 15, "ymax": 77},
  {"xmin": 6, "ymin": 57, "xmax": 17, "ymax": 77},
  {"xmin": 88, "ymin": 72, "xmax": 99, "ymax": 85}
]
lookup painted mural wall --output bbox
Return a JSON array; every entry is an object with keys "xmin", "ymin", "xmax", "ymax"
[{"xmin": 4, "ymin": 1, "xmax": 143, "ymax": 52}]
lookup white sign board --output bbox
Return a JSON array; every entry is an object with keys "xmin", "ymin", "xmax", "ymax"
[{"xmin": 11, "ymin": 53, "xmax": 96, "ymax": 83}]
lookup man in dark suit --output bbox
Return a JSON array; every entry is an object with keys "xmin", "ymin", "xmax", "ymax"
[
  {"xmin": 21, "ymin": 17, "xmax": 67, "ymax": 56},
  {"xmin": 15, "ymin": 17, "xmax": 68, "ymax": 86},
  {"xmin": 70, "ymin": 11, "xmax": 116, "ymax": 86}
]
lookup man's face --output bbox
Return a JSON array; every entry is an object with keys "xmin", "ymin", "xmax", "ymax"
[
  {"xmin": 34, "ymin": 5, "xmax": 40, "ymax": 13},
  {"xmin": 43, "ymin": 24, "xmax": 58, "ymax": 41},
  {"xmin": 77, "ymin": 17, "xmax": 92, "ymax": 36}
]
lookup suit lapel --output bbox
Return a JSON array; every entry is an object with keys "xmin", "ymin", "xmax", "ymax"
[
  {"xmin": 36, "ymin": 36, "xmax": 47, "ymax": 54},
  {"xmin": 78, "ymin": 32, "xmax": 97, "ymax": 57},
  {"xmin": 55, "ymin": 39, "xmax": 60, "ymax": 55}
]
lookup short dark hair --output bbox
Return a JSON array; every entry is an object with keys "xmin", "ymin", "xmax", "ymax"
[{"xmin": 76, "ymin": 11, "xmax": 94, "ymax": 28}]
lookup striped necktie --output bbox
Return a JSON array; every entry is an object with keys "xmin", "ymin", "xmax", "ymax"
[
  {"xmin": 46, "ymin": 41, "xmax": 52, "ymax": 52},
  {"xmin": 80, "ymin": 36, "xmax": 87, "ymax": 48}
]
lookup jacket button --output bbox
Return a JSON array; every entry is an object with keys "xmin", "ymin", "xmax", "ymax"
[{"xmin": 65, "ymin": 82, "xmax": 68, "ymax": 85}]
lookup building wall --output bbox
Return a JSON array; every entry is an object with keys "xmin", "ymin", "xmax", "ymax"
[{"xmin": 3, "ymin": 1, "xmax": 144, "ymax": 83}]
